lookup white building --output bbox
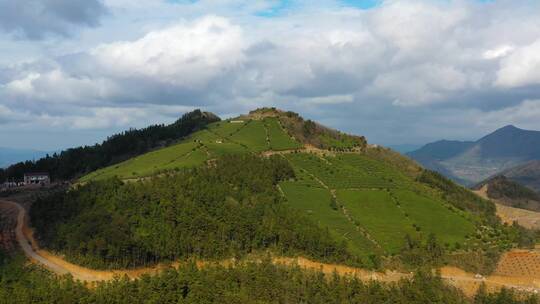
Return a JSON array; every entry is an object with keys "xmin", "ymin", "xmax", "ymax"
[{"xmin": 24, "ymin": 172, "xmax": 50, "ymax": 185}]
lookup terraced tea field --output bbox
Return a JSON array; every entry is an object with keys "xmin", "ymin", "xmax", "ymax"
[
  {"xmin": 81, "ymin": 118, "xmax": 301, "ymax": 181},
  {"xmin": 280, "ymin": 182, "xmax": 381, "ymax": 261},
  {"xmin": 282, "ymin": 152, "xmax": 477, "ymax": 255},
  {"xmin": 285, "ymin": 153, "xmax": 411, "ymax": 189},
  {"xmin": 392, "ymin": 190, "xmax": 474, "ymax": 247},
  {"xmin": 80, "ymin": 141, "xmax": 206, "ymax": 181},
  {"xmin": 336, "ymin": 189, "xmax": 417, "ymax": 253},
  {"xmin": 229, "ymin": 120, "xmax": 269, "ymax": 152},
  {"xmin": 264, "ymin": 117, "xmax": 302, "ymax": 151}
]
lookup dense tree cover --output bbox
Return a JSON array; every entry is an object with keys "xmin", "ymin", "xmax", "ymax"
[
  {"xmin": 1, "ymin": 253, "xmax": 537, "ymax": 304},
  {"xmin": 0, "ymin": 110, "xmax": 219, "ymax": 182},
  {"xmin": 417, "ymin": 170, "xmax": 497, "ymax": 221},
  {"xmin": 486, "ymin": 176, "xmax": 540, "ymax": 201},
  {"xmin": 30, "ymin": 155, "xmax": 354, "ymax": 269}
]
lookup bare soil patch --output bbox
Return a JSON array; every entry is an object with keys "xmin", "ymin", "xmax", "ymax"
[{"xmin": 474, "ymin": 185, "xmax": 540, "ymax": 229}]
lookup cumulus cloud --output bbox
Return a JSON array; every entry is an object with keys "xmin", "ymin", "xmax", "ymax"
[
  {"xmin": 0, "ymin": 0, "xmax": 108, "ymax": 39},
  {"xmin": 495, "ymin": 40, "xmax": 540, "ymax": 88},
  {"xmin": 2, "ymin": 0, "xmax": 540, "ymax": 148},
  {"xmin": 91, "ymin": 16, "xmax": 245, "ymax": 88}
]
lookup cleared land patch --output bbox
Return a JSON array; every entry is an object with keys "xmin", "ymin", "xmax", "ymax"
[{"xmin": 494, "ymin": 250, "xmax": 540, "ymax": 279}]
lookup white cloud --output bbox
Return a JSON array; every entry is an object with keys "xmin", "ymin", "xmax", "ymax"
[
  {"xmin": 483, "ymin": 45, "xmax": 515, "ymax": 60},
  {"xmin": 476, "ymin": 100, "xmax": 540, "ymax": 129},
  {"xmin": 495, "ymin": 40, "xmax": 540, "ymax": 88},
  {"xmin": 91, "ymin": 16, "xmax": 245, "ymax": 88},
  {"xmin": 2, "ymin": 0, "xmax": 540, "ymax": 147}
]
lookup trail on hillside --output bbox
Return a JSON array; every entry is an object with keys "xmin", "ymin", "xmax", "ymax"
[{"xmin": 2, "ymin": 199, "xmax": 540, "ymax": 296}]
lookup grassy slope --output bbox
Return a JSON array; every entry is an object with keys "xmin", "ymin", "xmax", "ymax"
[
  {"xmin": 283, "ymin": 151, "xmax": 476, "ymax": 256},
  {"xmin": 80, "ymin": 119, "xmax": 296, "ymax": 181},
  {"xmin": 265, "ymin": 117, "xmax": 303, "ymax": 151},
  {"xmin": 280, "ymin": 182, "xmax": 381, "ymax": 260}
]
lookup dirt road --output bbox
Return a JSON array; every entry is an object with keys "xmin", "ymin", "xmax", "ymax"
[{"xmin": 2, "ymin": 199, "xmax": 540, "ymax": 296}]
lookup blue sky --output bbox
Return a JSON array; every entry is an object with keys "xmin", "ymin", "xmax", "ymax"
[
  {"xmin": 1, "ymin": 0, "xmax": 540, "ymax": 150},
  {"xmin": 256, "ymin": 0, "xmax": 381, "ymax": 16}
]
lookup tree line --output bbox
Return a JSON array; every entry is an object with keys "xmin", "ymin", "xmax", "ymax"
[
  {"xmin": 30, "ymin": 155, "xmax": 355, "ymax": 269},
  {"xmin": 0, "ymin": 109, "xmax": 220, "ymax": 183},
  {"xmin": 1, "ymin": 252, "xmax": 537, "ymax": 304}
]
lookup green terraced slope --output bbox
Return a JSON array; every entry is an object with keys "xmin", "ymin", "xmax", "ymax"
[
  {"xmin": 280, "ymin": 150, "xmax": 483, "ymax": 256},
  {"xmin": 80, "ymin": 108, "xmax": 511, "ymax": 266},
  {"xmin": 80, "ymin": 118, "xmax": 299, "ymax": 182}
]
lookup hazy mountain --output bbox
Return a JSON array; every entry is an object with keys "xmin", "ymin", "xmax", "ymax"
[
  {"xmin": 387, "ymin": 144, "xmax": 423, "ymax": 154},
  {"xmin": 408, "ymin": 125, "xmax": 540, "ymax": 185},
  {"xmin": 0, "ymin": 147, "xmax": 49, "ymax": 168}
]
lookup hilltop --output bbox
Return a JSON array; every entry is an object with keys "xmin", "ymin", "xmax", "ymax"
[
  {"xmin": 24, "ymin": 108, "xmax": 530, "ymax": 277},
  {"xmin": 408, "ymin": 125, "xmax": 540, "ymax": 185}
]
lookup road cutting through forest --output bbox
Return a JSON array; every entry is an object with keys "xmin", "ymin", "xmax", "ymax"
[{"xmin": 2, "ymin": 199, "xmax": 540, "ymax": 296}]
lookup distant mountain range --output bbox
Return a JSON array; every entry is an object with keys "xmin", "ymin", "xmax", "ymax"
[
  {"xmin": 387, "ymin": 144, "xmax": 423, "ymax": 154},
  {"xmin": 0, "ymin": 147, "xmax": 50, "ymax": 168},
  {"xmin": 408, "ymin": 125, "xmax": 540, "ymax": 187}
]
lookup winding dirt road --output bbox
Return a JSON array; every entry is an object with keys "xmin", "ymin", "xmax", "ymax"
[{"xmin": 2, "ymin": 199, "xmax": 540, "ymax": 296}]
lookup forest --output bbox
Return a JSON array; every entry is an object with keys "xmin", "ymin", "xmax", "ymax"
[
  {"xmin": 30, "ymin": 155, "xmax": 355, "ymax": 269},
  {"xmin": 0, "ymin": 252, "xmax": 538, "ymax": 304},
  {"xmin": 0, "ymin": 109, "xmax": 219, "ymax": 182}
]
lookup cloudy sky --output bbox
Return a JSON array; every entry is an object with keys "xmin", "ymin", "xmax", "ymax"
[{"xmin": 1, "ymin": 0, "xmax": 540, "ymax": 150}]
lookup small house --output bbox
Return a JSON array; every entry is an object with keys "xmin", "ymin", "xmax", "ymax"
[{"xmin": 24, "ymin": 172, "xmax": 50, "ymax": 185}]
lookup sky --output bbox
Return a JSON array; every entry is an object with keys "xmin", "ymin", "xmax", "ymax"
[{"xmin": 1, "ymin": 0, "xmax": 540, "ymax": 150}]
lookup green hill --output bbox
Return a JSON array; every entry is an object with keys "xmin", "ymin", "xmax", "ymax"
[
  {"xmin": 80, "ymin": 109, "xmax": 361, "ymax": 182},
  {"xmin": 33, "ymin": 108, "xmax": 528, "ymax": 273},
  {"xmin": 1, "ymin": 109, "xmax": 220, "ymax": 182}
]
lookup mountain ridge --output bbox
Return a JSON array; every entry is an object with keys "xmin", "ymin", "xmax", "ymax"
[{"xmin": 408, "ymin": 125, "xmax": 540, "ymax": 185}]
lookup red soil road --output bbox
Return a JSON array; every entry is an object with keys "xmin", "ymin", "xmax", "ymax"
[{"xmin": 2, "ymin": 199, "xmax": 540, "ymax": 297}]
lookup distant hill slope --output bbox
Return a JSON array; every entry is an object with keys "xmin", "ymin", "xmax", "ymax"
[
  {"xmin": 0, "ymin": 147, "xmax": 49, "ymax": 168},
  {"xmin": 475, "ymin": 175, "xmax": 540, "ymax": 212},
  {"xmin": 0, "ymin": 109, "xmax": 219, "ymax": 182},
  {"xmin": 63, "ymin": 108, "xmax": 522, "ymax": 273},
  {"xmin": 501, "ymin": 160, "xmax": 540, "ymax": 193},
  {"xmin": 408, "ymin": 125, "xmax": 540, "ymax": 185}
]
